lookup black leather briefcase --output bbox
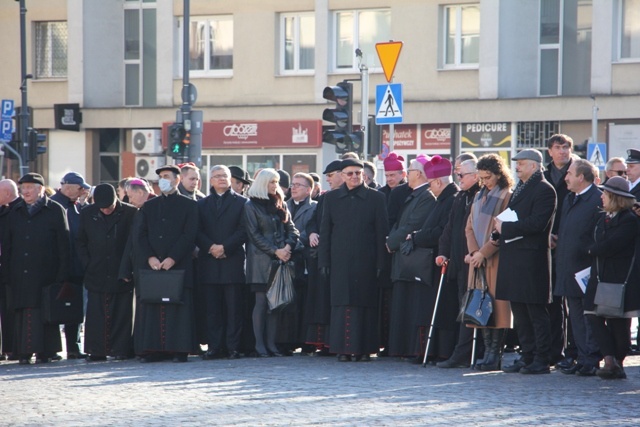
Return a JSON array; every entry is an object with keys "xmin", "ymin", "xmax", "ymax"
[
  {"xmin": 41, "ymin": 282, "xmax": 84, "ymax": 324},
  {"xmin": 138, "ymin": 269, "xmax": 185, "ymax": 304}
]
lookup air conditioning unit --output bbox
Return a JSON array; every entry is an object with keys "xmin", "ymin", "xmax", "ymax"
[
  {"xmin": 131, "ymin": 129, "xmax": 162, "ymax": 154},
  {"xmin": 135, "ymin": 155, "xmax": 166, "ymax": 181}
]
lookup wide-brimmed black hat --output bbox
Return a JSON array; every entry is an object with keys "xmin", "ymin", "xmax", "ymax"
[
  {"xmin": 601, "ymin": 176, "xmax": 634, "ymax": 199},
  {"xmin": 229, "ymin": 166, "xmax": 252, "ymax": 184},
  {"xmin": 155, "ymin": 165, "xmax": 181, "ymax": 175}
]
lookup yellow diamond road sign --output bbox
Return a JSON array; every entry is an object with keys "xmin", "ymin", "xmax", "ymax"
[{"xmin": 376, "ymin": 41, "xmax": 403, "ymax": 82}]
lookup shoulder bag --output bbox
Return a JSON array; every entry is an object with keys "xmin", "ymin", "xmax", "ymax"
[
  {"xmin": 593, "ymin": 253, "xmax": 634, "ymax": 318},
  {"xmin": 391, "ymin": 238, "xmax": 434, "ymax": 285},
  {"xmin": 460, "ymin": 266, "xmax": 494, "ymax": 327}
]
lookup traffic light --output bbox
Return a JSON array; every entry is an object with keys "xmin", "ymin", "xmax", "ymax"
[
  {"xmin": 322, "ymin": 82, "xmax": 360, "ymax": 154},
  {"xmin": 27, "ymin": 128, "xmax": 47, "ymax": 162},
  {"xmin": 367, "ymin": 116, "xmax": 381, "ymax": 157},
  {"xmin": 169, "ymin": 123, "xmax": 186, "ymax": 158}
]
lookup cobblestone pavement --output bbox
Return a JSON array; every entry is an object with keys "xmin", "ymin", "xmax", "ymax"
[{"xmin": 1, "ymin": 350, "xmax": 639, "ymax": 427}]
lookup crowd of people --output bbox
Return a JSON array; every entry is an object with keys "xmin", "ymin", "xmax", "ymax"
[{"xmin": 1, "ymin": 135, "xmax": 639, "ymax": 381}]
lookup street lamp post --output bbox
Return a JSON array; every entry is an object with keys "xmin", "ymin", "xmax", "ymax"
[{"xmin": 18, "ymin": 0, "xmax": 30, "ymax": 176}]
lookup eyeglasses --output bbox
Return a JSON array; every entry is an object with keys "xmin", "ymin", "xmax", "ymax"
[
  {"xmin": 611, "ymin": 170, "xmax": 627, "ymax": 176},
  {"xmin": 342, "ymin": 170, "xmax": 363, "ymax": 177},
  {"xmin": 290, "ymin": 183, "xmax": 309, "ymax": 188},
  {"xmin": 457, "ymin": 172, "xmax": 474, "ymax": 179}
]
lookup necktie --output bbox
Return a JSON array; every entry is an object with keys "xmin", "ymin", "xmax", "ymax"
[{"xmin": 572, "ymin": 194, "xmax": 580, "ymax": 206}]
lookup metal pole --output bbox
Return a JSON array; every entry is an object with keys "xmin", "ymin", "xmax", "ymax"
[
  {"xmin": 360, "ymin": 64, "xmax": 369, "ymax": 159},
  {"xmin": 181, "ymin": 0, "xmax": 192, "ymax": 163},
  {"xmin": 18, "ymin": 0, "xmax": 29, "ymax": 176}
]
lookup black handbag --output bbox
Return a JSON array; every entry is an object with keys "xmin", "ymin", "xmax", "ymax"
[
  {"xmin": 138, "ymin": 269, "xmax": 185, "ymax": 304},
  {"xmin": 594, "ymin": 254, "xmax": 634, "ymax": 318},
  {"xmin": 42, "ymin": 282, "xmax": 84, "ymax": 325},
  {"xmin": 266, "ymin": 260, "xmax": 295, "ymax": 311},
  {"xmin": 391, "ymin": 239, "xmax": 434, "ymax": 285},
  {"xmin": 461, "ymin": 267, "xmax": 494, "ymax": 327}
]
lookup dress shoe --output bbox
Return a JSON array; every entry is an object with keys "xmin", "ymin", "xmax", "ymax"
[
  {"xmin": 270, "ymin": 351, "xmax": 285, "ymax": 357},
  {"xmin": 502, "ymin": 358, "xmax": 529, "ymax": 373},
  {"xmin": 228, "ymin": 351, "xmax": 242, "ymax": 360},
  {"xmin": 257, "ymin": 353, "xmax": 270, "ymax": 358},
  {"xmin": 139, "ymin": 353, "xmax": 162, "ymax": 363},
  {"xmin": 35, "ymin": 357, "xmax": 51, "ymax": 364},
  {"xmin": 172, "ymin": 353, "xmax": 188, "ymax": 363},
  {"xmin": 575, "ymin": 364, "xmax": 598, "ymax": 377},
  {"xmin": 436, "ymin": 358, "xmax": 470, "ymax": 369},
  {"xmin": 67, "ymin": 352, "xmax": 87, "ymax": 360},
  {"xmin": 356, "ymin": 354, "xmax": 371, "ymax": 362},
  {"xmin": 560, "ymin": 363, "xmax": 582, "ymax": 375},
  {"xmin": 113, "ymin": 355, "xmax": 130, "ymax": 361},
  {"xmin": 18, "ymin": 358, "xmax": 32, "ymax": 365},
  {"xmin": 338, "ymin": 354, "xmax": 351, "ymax": 362},
  {"xmin": 49, "ymin": 354, "xmax": 63, "ymax": 362},
  {"xmin": 554, "ymin": 357, "xmax": 575, "ymax": 370},
  {"xmin": 520, "ymin": 361, "xmax": 550, "ymax": 375},
  {"xmin": 87, "ymin": 355, "xmax": 107, "ymax": 362},
  {"xmin": 202, "ymin": 350, "xmax": 224, "ymax": 360}
]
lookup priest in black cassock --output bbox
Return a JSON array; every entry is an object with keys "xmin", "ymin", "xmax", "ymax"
[
  {"xmin": 77, "ymin": 184, "xmax": 137, "ymax": 361},
  {"xmin": 133, "ymin": 165, "xmax": 199, "ymax": 363},
  {"xmin": 319, "ymin": 159, "xmax": 389, "ymax": 362}
]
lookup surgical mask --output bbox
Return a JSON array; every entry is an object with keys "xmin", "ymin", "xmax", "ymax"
[{"xmin": 158, "ymin": 178, "xmax": 174, "ymax": 193}]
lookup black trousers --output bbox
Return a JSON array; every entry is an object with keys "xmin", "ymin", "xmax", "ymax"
[
  {"xmin": 587, "ymin": 315, "xmax": 631, "ymax": 362},
  {"xmin": 566, "ymin": 296, "xmax": 600, "ymax": 366},
  {"xmin": 203, "ymin": 283, "xmax": 243, "ymax": 352},
  {"xmin": 510, "ymin": 301, "xmax": 551, "ymax": 364}
]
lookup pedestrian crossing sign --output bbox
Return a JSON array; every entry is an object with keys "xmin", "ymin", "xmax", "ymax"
[
  {"xmin": 587, "ymin": 142, "xmax": 606, "ymax": 170},
  {"xmin": 375, "ymin": 83, "xmax": 403, "ymax": 125}
]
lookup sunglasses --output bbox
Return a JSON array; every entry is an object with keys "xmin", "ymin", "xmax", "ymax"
[
  {"xmin": 342, "ymin": 170, "xmax": 363, "ymax": 177},
  {"xmin": 611, "ymin": 170, "xmax": 627, "ymax": 176},
  {"xmin": 457, "ymin": 172, "xmax": 473, "ymax": 179}
]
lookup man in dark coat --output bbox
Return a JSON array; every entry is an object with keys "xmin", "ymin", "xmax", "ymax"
[
  {"xmin": 76, "ymin": 184, "xmax": 137, "ymax": 361},
  {"xmin": 0, "ymin": 179, "xmax": 21, "ymax": 359},
  {"xmin": 436, "ymin": 157, "xmax": 482, "ymax": 368},
  {"xmin": 279, "ymin": 172, "xmax": 317, "ymax": 354},
  {"xmin": 1, "ymin": 173, "xmax": 70, "ymax": 364},
  {"xmin": 544, "ymin": 134, "xmax": 575, "ymax": 367},
  {"xmin": 134, "ymin": 165, "xmax": 199, "ymax": 363},
  {"xmin": 319, "ymin": 159, "xmax": 389, "ymax": 362},
  {"xmin": 553, "ymin": 159, "xmax": 602, "ymax": 376},
  {"xmin": 177, "ymin": 163, "xmax": 206, "ymax": 200},
  {"xmin": 196, "ymin": 165, "xmax": 247, "ymax": 360},
  {"xmin": 496, "ymin": 149, "xmax": 557, "ymax": 374},
  {"xmin": 51, "ymin": 171, "xmax": 91, "ymax": 359},
  {"xmin": 386, "ymin": 156, "xmax": 436, "ymax": 359},
  {"xmin": 304, "ymin": 160, "xmax": 343, "ymax": 352}
]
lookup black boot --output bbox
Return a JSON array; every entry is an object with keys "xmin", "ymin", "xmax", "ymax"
[
  {"xmin": 474, "ymin": 329, "xmax": 491, "ymax": 370},
  {"xmin": 480, "ymin": 329, "xmax": 505, "ymax": 372}
]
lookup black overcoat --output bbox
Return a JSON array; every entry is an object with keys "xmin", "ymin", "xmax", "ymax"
[
  {"xmin": 243, "ymin": 199, "xmax": 299, "ymax": 285},
  {"xmin": 584, "ymin": 209, "xmax": 640, "ymax": 313},
  {"xmin": 319, "ymin": 183, "xmax": 389, "ymax": 308},
  {"xmin": 196, "ymin": 189, "xmax": 248, "ymax": 285},
  {"xmin": 496, "ymin": 173, "xmax": 557, "ymax": 304},
  {"xmin": 386, "ymin": 184, "xmax": 435, "ymax": 252},
  {"xmin": 1, "ymin": 197, "xmax": 70, "ymax": 308},
  {"xmin": 544, "ymin": 160, "xmax": 571, "ymax": 235},
  {"xmin": 553, "ymin": 185, "xmax": 602, "ymax": 297},
  {"xmin": 76, "ymin": 201, "xmax": 138, "ymax": 293}
]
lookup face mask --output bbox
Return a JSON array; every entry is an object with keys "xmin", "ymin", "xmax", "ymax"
[{"xmin": 158, "ymin": 178, "xmax": 174, "ymax": 193}]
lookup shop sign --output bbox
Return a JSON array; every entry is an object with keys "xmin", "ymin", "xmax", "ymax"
[
  {"xmin": 382, "ymin": 124, "xmax": 417, "ymax": 149},
  {"xmin": 461, "ymin": 122, "xmax": 511, "ymax": 148},
  {"xmin": 421, "ymin": 124, "xmax": 451, "ymax": 149}
]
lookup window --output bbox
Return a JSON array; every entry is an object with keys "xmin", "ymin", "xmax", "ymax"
[
  {"xmin": 184, "ymin": 16, "xmax": 234, "ymax": 76},
  {"xmin": 35, "ymin": 22, "xmax": 68, "ymax": 79},
  {"xmin": 539, "ymin": 0, "xmax": 561, "ymax": 96},
  {"xmin": 124, "ymin": 1, "xmax": 157, "ymax": 107},
  {"xmin": 280, "ymin": 12, "xmax": 315, "ymax": 74},
  {"xmin": 332, "ymin": 9, "xmax": 390, "ymax": 72},
  {"xmin": 99, "ymin": 129, "xmax": 122, "ymax": 187},
  {"xmin": 443, "ymin": 5, "xmax": 479, "ymax": 68},
  {"xmin": 619, "ymin": 0, "xmax": 640, "ymax": 59}
]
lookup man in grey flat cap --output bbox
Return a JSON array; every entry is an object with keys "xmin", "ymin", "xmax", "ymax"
[{"xmin": 494, "ymin": 149, "xmax": 557, "ymax": 375}]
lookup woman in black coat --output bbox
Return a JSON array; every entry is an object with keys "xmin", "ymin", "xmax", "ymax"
[
  {"xmin": 244, "ymin": 169, "xmax": 299, "ymax": 357},
  {"xmin": 585, "ymin": 177, "xmax": 640, "ymax": 379}
]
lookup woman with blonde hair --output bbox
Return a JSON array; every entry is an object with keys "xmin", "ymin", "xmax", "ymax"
[
  {"xmin": 244, "ymin": 169, "xmax": 299, "ymax": 357},
  {"xmin": 464, "ymin": 153, "xmax": 514, "ymax": 371}
]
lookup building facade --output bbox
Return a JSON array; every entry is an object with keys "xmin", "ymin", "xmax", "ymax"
[{"xmin": 0, "ymin": 0, "xmax": 639, "ymax": 188}]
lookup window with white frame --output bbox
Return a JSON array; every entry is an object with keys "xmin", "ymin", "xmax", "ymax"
[
  {"xmin": 280, "ymin": 12, "xmax": 315, "ymax": 74},
  {"xmin": 184, "ymin": 16, "xmax": 234, "ymax": 76},
  {"xmin": 443, "ymin": 4, "xmax": 480, "ymax": 68},
  {"xmin": 332, "ymin": 9, "xmax": 390, "ymax": 72},
  {"xmin": 124, "ymin": 1, "xmax": 157, "ymax": 107},
  {"xmin": 619, "ymin": 0, "xmax": 640, "ymax": 59},
  {"xmin": 35, "ymin": 21, "xmax": 68, "ymax": 79}
]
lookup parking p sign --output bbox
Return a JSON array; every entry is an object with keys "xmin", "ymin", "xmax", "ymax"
[{"xmin": 1, "ymin": 99, "xmax": 15, "ymax": 142}]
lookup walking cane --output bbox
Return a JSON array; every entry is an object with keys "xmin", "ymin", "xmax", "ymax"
[
  {"xmin": 422, "ymin": 261, "xmax": 448, "ymax": 367},
  {"xmin": 470, "ymin": 328, "xmax": 477, "ymax": 369}
]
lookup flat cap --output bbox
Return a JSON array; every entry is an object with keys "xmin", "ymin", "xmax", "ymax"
[
  {"xmin": 513, "ymin": 149, "xmax": 543, "ymax": 163},
  {"xmin": 155, "ymin": 165, "xmax": 181, "ymax": 175},
  {"xmin": 323, "ymin": 160, "xmax": 343, "ymax": 174},
  {"xmin": 19, "ymin": 173, "xmax": 45, "ymax": 186},
  {"xmin": 340, "ymin": 158, "xmax": 364, "ymax": 170}
]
